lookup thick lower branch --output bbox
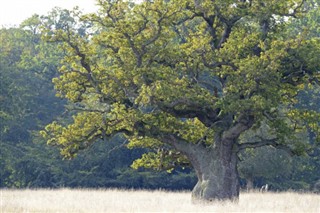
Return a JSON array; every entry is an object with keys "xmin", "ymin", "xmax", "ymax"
[
  {"xmin": 158, "ymin": 100, "xmax": 221, "ymax": 127},
  {"xmin": 222, "ymin": 114, "xmax": 254, "ymax": 141}
]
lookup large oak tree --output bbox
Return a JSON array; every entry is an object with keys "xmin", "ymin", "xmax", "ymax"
[{"xmin": 41, "ymin": 0, "xmax": 320, "ymax": 201}]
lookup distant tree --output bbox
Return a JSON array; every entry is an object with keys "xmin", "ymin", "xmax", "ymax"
[
  {"xmin": 0, "ymin": 16, "xmax": 64, "ymax": 187},
  {"xmin": 238, "ymin": 82, "xmax": 320, "ymax": 191},
  {"xmin": 41, "ymin": 0, "xmax": 320, "ymax": 201},
  {"xmin": 239, "ymin": 146, "xmax": 292, "ymax": 190}
]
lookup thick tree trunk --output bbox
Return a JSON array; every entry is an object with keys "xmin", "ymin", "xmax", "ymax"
[
  {"xmin": 164, "ymin": 114, "xmax": 254, "ymax": 202},
  {"xmin": 165, "ymin": 121, "xmax": 249, "ymax": 202},
  {"xmin": 186, "ymin": 140, "xmax": 240, "ymax": 202}
]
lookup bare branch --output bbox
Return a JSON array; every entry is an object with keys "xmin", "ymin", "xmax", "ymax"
[
  {"xmin": 65, "ymin": 104, "xmax": 109, "ymax": 113},
  {"xmin": 132, "ymin": 12, "xmax": 149, "ymax": 36},
  {"xmin": 217, "ymin": 24, "xmax": 232, "ymax": 49},
  {"xmin": 106, "ymin": 138, "xmax": 128, "ymax": 156},
  {"xmin": 173, "ymin": 13, "xmax": 197, "ymax": 25},
  {"xmin": 201, "ymin": 52, "xmax": 237, "ymax": 70},
  {"xmin": 157, "ymin": 99, "xmax": 221, "ymax": 127},
  {"xmin": 238, "ymin": 137, "xmax": 294, "ymax": 156},
  {"xmin": 142, "ymin": 21, "xmax": 162, "ymax": 48},
  {"xmin": 98, "ymin": 43, "xmax": 124, "ymax": 65},
  {"xmin": 123, "ymin": 32, "xmax": 142, "ymax": 67}
]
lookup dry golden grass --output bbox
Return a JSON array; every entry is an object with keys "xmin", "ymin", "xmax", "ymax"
[{"xmin": 1, "ymin": 188, "xmax": 319, "ymax": 212}]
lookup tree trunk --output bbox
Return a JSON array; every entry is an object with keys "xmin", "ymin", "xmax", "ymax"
[
  {"xmin": 246, "ymin": 177, "xmax": 254, "ymax": 192},
  {"xmin": 186, "ymin": 140, "xmax": 240, "ymax": 202}
]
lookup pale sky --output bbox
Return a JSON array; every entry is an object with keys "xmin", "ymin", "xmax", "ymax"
[{"xmin": 0, "ymin": 0, "xmax": 99, "ymax": 27}]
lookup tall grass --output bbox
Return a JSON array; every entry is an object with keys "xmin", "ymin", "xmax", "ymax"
[{"xmin": 1, "ymin": 188, "xmax": 319, "ymax": 212}]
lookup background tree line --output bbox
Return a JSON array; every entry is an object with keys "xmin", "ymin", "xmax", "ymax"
[{"xmin": 0, "ymin": 4, "xmax": 319, "ymax": 192}]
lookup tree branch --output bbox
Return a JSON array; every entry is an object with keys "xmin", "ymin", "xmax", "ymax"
[
  {"xmin": 123, "ymin": 33, "xmax": 142, "ymax": 67},
  {"xmin": 132, "ymin": 12, "xmax": 149, "ymax": 37},
  {"xmin": 160, "ymin": 133, "xmax": 206, "ymax": 157},
  {"xmin": 279, "ymin": 0, "xmax": 306, "ymax": 18},
  {"xmin": 238, "ymin": 137, "xmax": 294, "ymax": 156},
  {"xmin": 157, "ymin": 99, "xmax": 221, "ymax": 127},
  {"xmin": 201, "ymin": 52, "xmax": 237, "ymax": 70},
  {"xmin": 222, "ymin": 114, "xmax": 254, "ymax": 141},
  {"xmin": 64, "ymin": 37, "xmax": 103, "ymax": 96}
]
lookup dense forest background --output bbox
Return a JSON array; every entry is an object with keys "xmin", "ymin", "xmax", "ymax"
[{"xmin": 1, "ymin": 5, "xmax": 320, "ymax": 192}]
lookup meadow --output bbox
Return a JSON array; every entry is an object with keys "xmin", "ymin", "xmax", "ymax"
[{"xmin": 1, "ymin": 188, "xmax": 319, "ymax": 212}]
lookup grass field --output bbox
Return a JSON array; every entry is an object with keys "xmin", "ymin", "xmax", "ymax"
[{"xmin": 1, "ymin": 189, "xmax": 319, "ymax": 212}]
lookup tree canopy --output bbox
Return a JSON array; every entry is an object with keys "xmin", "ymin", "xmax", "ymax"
[
  {"xmin": 0, "ymin": 7, "xmax": 197, "ymax": 191},
  {"xmin": 40, "ymin": 0, "xmax": 320, "ymax": 201}
]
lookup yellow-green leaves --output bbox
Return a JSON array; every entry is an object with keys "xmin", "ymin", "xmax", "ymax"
[
  {"xmin": 131, "ymin": 150, "xmax": 189, "ymax": 172},
  {"xmin": 287, "ymin": 109, "xmax": 320, "ymax": 143},
  {"xmin": 41, "ymin": 112, "xmax": 104, "ymax": 158},
  {"xmin": 41, "ymin": 0, "xmax": 320, "ymax": 170},
  {"xmin": 41, "ymin": 102, "xmax": 137, "ymax": 158}
]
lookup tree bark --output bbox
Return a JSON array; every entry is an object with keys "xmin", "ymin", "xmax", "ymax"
[
  {"xmin": 183, "ymin": 139, "xmax": 240, "ymax": 202},
  {"xmin": 162, "ymin": 118, "xmax": 250, "ymax": 202},
  {"xmin": 161, "ymin": 114, "xmax": 254, "ymax": 202}
]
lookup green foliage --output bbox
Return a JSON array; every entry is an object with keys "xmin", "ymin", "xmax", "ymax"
[
  {"xmin": 40, "ymin": 0, "xmax": 320, "ymax": 172},
  {"xmin": 0, "ymin": 16, "xmax": 64, "ymax": 187},
  {"xmin": 1, "ymin": 1, "xmax": 319, "ymax": 193},
  {"xmin": 239, "ymin": 147, "xmax": 292, "ymax": 180},
  {"xmin": 0, "ymin": 9, "xmax": 196, "ymax": 190}
]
